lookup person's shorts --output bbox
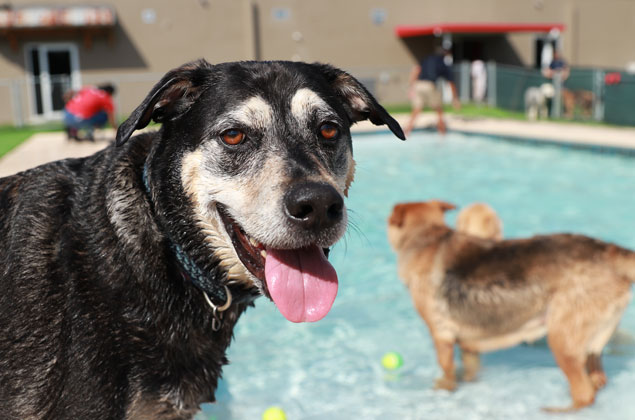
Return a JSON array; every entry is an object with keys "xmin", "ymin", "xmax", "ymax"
[
  {"xmin": 64, "ymin": 110, "xmax": 108, "ymax": 129},
  {"xmin": 411, "ymin": 80, "xmax": 442, "ymax": 109}
]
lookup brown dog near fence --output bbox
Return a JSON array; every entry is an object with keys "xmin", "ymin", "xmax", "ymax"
[
  {"xmin": 563, "ymin": 89, "xmax": 594, "ymax": 119},
  {"xmin": 387, "ymin": 200, "xmax": 635, "ymax": 411}
]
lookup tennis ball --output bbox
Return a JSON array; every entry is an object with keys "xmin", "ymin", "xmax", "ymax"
[
  {"xmin": 262, "ymin": 406, "xmax": 287, "ymax": 420},
  {"xmin": 381, "ymin": 351, "xmax": 404, "ymax": 370}
]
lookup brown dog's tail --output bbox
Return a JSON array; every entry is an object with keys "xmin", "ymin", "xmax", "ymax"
[{"xmin": 611, "ymin": 245, "xmax": 635, "ymax": 282}]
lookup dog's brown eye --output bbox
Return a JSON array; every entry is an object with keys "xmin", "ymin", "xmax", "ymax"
[
  {"xmin": 319, "ymin": 123, "xmax": 339, "ymax": 140},
  {"xmin": 222, "ymin": 129, "xmax": 245, "ymax": 145}
]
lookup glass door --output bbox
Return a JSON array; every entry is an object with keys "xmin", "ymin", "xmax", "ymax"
[{"xmin": 26, "ymin": 43, "xmax": 81, "ymax": 120}]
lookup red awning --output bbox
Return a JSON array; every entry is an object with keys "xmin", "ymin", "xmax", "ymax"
[{"xmin": 395, "ymin": 22, "xmax": 565, "ymax": 38}]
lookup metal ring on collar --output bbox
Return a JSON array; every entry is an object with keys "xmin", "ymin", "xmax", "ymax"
[{"xmin": 202, "ymin": 285, "xmax": 232, "ymax": 312}]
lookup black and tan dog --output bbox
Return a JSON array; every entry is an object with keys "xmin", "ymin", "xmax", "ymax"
[
  {"xmin": 0, "ymin": 59, "xmax": 404, "ymax": 419},
  {"xmin": 387, "ymin": 200, "xmax": 635, "ymax": 411}
]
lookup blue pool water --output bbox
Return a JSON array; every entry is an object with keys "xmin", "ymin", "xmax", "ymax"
[{"xmin": 200, "ymin": 131, "xmax": 635, "ymax": 420}]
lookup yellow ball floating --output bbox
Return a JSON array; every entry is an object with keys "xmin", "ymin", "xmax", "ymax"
[
  {"xmin": 262, "ymin": 406, "xmax": 287, "ymax": 420},
  {"xmin": 381, "ymin": 351, "xmax": 404, "ymax": 370}
]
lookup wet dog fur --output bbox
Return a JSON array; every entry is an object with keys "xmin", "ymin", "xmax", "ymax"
[
  {"xmin": 0, "ymin": 59, "xmax": 404, "ymax": 419},
  {"xmin": 387, "ymin": 200, "xmax": 635, "ymax": 411}
]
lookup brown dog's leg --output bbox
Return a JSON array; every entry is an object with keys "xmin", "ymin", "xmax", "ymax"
[
  {"xmin": 545, "ymin": 332, "xmax": 595, "ymax": 412},
  {"xmin": 433, "ymin": 338, "xmax": 457, "ymax": 390},
  {"xmin": 586, "ymin": 354, "xmax": 607, "ymax": 390},
  {"xmin": 583, "ymin": 293, "xmax": 630, "ymax": 392},
  {"xmin": 460, "ymin": 348, "xmax": 480, "ymax": 382}
]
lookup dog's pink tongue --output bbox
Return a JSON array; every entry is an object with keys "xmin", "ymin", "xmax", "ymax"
[{"xmin": 264, "ymin": 245, "xmax": 338, "ymax": 323}]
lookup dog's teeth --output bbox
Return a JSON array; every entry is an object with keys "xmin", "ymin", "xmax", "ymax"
[
  {"xmin": 249, "ymin": 237, "xmax": 259, "ymax": 247},
  {"xmin": 260, "ymin": 249, "xmax": 267, "ymax": 259}
]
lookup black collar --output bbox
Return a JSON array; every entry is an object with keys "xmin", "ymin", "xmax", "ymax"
[{"xmin": 141, "ymin": 162, "xmax": 233, "ymax": 309}]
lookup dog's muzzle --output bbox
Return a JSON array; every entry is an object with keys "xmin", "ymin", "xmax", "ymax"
[{"xmin": 216, "ymin": 182, "xmax": 343, "ymax": 324}]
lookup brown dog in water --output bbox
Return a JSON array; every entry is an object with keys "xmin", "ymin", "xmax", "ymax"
[{"xmin": 387, "ymin": 200, "xmax": 635, "ymax": 411}]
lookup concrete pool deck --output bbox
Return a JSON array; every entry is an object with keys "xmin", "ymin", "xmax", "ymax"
[
  {"xmin": 1, "ymin": 114, "xmax": 634, "ymax": 177},
  {"xmin": 356, "ymin": 113, "xmax": 635, "ymax": 151}
]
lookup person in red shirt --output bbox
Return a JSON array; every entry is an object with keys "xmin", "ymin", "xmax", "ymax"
[{"xmin": 64, "ymin": 84, "xmax": 117, "ymax": 141}]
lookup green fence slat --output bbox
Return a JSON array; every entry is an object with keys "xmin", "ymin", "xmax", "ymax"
[{"xmin": 604, "ymin": 73, "xmax": 635, "ymax": 126}]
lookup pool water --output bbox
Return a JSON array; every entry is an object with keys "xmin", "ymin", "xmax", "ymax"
[{"xmin": 200, "ymin": 131, "xmax": 635, "ymax": 420}]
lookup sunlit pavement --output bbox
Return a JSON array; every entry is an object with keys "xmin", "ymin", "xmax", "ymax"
[
  {"xmin": 356, "ymin": 113, "xmax": 635, "ymax": 150},
  {"xmin": 0, "ymin": 129, "xmax": 115, "ymax": 178}
]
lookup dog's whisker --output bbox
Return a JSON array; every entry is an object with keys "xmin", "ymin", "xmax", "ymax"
[{"xmin": 345, "ymin": 210, "xmax": 370, "ymax": 247}]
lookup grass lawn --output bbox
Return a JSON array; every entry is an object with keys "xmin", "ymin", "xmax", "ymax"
[
  {"xmin": 385, "ymin": 103, "xmax": 526, "ymax": 119},
  {"xmin": 0, "ymin": 123, "xmax": 64, "ymax": 159},
  {"xmin": 447, "ymin": 103, "xmax": 527, "ymax": 120},
  {"xmin": 385, "ymin": 103, "xmax": 614, "ymax": 127}
]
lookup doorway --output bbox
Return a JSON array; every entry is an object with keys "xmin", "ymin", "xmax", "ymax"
[
  {"xmin": 535, "ymin": 36, "xmax": 559, "ymax": 69},
  {"xmin": 25, "ymin": 43, "xmax": 81, "ymax": 121}
]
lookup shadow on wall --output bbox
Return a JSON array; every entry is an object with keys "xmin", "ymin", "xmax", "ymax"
[
  {"xmin": 80, "ymin": 23, "xmax": 147, "ymax": 70},
  {"xmin": 400, "ymin": 36, "xmax": 436, "ymax": 62},
  {"xmin": 480, "ymin": 35, "xmax": 524, "ymax": 66},
  {"xmin": 452, "ymin": 34, "xmax": 526, "ymax": 65},
  {"xmin": 399, "ymin": 34, "xmax": 524, "ymax": 67}
]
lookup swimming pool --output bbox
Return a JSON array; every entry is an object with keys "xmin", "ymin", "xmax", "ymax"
[{"xmin": 200, "ymin": 131, "xmax": 635, "ymax": 420}]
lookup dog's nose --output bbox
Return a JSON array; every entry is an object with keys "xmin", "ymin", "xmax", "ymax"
[{"xmin": 284, "ymin": 182, "xmax": 344, "ymax": 231}]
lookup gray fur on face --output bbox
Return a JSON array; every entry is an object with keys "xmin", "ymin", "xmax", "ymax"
[{"xmin": 181, "ymin": 91, "xmax": 350, "ymax": 281}]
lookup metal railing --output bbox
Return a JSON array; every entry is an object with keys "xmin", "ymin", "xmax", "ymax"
[{"xmin": 0, "ymin": 72, "xmax": 164, "ymax": 127}]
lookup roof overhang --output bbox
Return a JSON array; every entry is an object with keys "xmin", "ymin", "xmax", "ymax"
[
  {"xmin": 0, "ymin": 5, "xmax": 116, "ymax": 29},
  {"xmin": 0, "ymin": 6, "xmax": 117, "ymax": 51},
  {"xmin": 395, "ymin": 22, "xmax": 565, "ymax": 38}
]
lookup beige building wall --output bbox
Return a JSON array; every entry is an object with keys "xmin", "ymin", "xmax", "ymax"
[
  {"xmin": 251, "ymin": 0, "xmax": 635, "ymax": 73},
  {"xmin": 0, "ymin": 0, "xmax": 251, "ymax": 73},
  {"xmin": 568, "ymin": 0, "xmax": 635, "ymax": 68},
  {"xmin": 251, "ymin": 0, "xmax": 570, "ymax": 103},
  {"xmin": 0, "ymin": 0, "xmax": 255, "ymax": 123},
  {"xmin": 253, "ymin": 0, "xmax": 569, "ymax": 66},
  {"xmin": 1, "ymin": 0, "xmax": 634, "ymax": 124}
]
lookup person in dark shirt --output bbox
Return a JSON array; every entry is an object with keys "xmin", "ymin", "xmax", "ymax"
[
  {"xmin": 404, "ymin": 47, "xmax": 460, "ymax": 136},
  {"xmin": 542, "ymin": 49, "xmax": 575, "ymax": 118},
  {"xmin": 542, "ymin": 49, "xmax": 570, "ymax": 81}
]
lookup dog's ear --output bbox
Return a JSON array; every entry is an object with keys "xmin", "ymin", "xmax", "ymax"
[
  {"xmin": 388, "ymin": 203, "xmax": 410, "ymax": 228},
  {"xmin": 431, "ymin": 200, "xmax": 457, "ymax": 213},
  {"xmin": 314, "ymin": 64, "xmax": 405, "ymax": 141},
  {"xmin": 116, "ymin": 59, "xmax": 212, "ymax": 146}
]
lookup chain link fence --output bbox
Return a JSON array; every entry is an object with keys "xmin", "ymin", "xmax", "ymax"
[
  {"xmin": 604, "ymin": 73, "xmax": 635, "ymax": 126},
  {"xmin": 0, "ymin": 72, "xmax": 163, "ymax": 128},
  {"xmin": 454, "ymin": 61, "xmax": 634, "ymax": 125}
]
